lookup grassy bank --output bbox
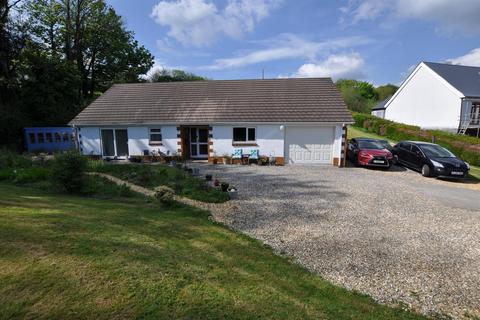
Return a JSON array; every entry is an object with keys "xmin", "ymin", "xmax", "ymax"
[
  {"xmin": 0, "ymin": 183, "xmax": 425, "ymax": 319},
  {"xmin": 352, "ymin": 112, "xmax": 480, "ymax": 166}
]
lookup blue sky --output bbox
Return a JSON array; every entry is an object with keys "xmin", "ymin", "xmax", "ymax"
[{"xmin": 108, "ymin": 0, "xmax": 480, "ymax": 86}]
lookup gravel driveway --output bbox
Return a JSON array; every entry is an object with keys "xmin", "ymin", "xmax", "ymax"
[{"xmin": 191, "ymin": 162, "xmax": 480, "ymax": 319}]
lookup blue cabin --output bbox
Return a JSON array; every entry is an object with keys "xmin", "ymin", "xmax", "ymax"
[{"xmin": 24, "ymin": 127, "xmax": 76, "ymax": 153}]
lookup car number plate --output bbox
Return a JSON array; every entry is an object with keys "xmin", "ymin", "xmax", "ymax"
[
  {"xmin": 451, "ymin": 171, "xmax": 464, "ymax": 175},
  {"xmin": 373, "ymin": 160, "xmax": 385, "ymax": 164}
]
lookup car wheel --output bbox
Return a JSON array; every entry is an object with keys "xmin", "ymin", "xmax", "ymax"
[
  {"xmin": 392, "ymin": 155, "xmax": 399, "ymax": 165},
  {"xmin": 421, "ymin": 164, "xmax": 431, "ymax": 177}
]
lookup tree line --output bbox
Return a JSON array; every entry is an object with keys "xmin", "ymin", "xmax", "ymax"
[
  {"xmin": 336, "ymin": 80, "xmax": 398, "ymax": 114},
  {"xmin": 0, "ymin": 0, "xmax": 154, "ymax": 149}
]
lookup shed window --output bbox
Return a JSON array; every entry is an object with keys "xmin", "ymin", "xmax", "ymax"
[
  {"xmin": 46, "ymin": 132, "xmax": 53, "ymax": 143},
  {"xmin": 233, "ymin": 127, "xmax": 256, "ymax": 142},
  {"xmin": 54, "ymin": 132, "xmax": 61, "ymax": 142},
  {"xmin": 149, "ymin": 128, "xmax": 162, "ymax": 144},
  {"xmin": 29, "ymin": 133, "xmax": 36, "ymax": 144},
  {"xmin": 37, "ymin": 133, "xmax": 45, "ymax": 143},
  {"xmin": 63, "ymin": 132, "xmax": 69, "ymax": 142}
]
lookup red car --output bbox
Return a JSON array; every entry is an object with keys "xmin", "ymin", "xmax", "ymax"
[{"xmin": 347, "ymin": 138, "xmax": 393, "ymax": 168}]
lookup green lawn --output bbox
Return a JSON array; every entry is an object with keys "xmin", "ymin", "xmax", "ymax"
[
  {"xmin": 348, "ymin": 126, "xmax": 480, "ymax": 180},
  {"xmin": 0, "ymin": 183, "xmax": 425, "ymax": 319}
]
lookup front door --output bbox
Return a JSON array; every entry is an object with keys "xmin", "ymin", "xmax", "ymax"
[
  {"xmin": 101, "ymin": 129, "xmax": 129, "ymax": 158},
  {"xmin": 189, "ymin": 127, "xmax": 209, "ymax": 159}
]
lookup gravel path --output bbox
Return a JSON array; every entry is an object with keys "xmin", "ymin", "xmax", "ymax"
[{"xmin": 189, "ymin": 163, "xmax": 480, "ymax": 319}]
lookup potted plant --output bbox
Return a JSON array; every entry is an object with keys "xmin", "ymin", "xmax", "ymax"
[
  {"xmin": 223, "ymin": 154, "xmax": 232, "ymax": 164},
  {"xmin": 212, "ymin": 152, "xmax": 218, "ymax": 164},
  {"xmin": 205, "ymin": 174, "xmax": 212, "ymax": 181},
  {"xmin": 227, "ymin": 187, "xmax": 238, "ymax": 199},
  {"xmin": 213, "ymin": 179, "xmax": 220, "ymax": 187},
  {"xmin": 221, "ymin": 182, "xmax": 229, "ymax": 192}
]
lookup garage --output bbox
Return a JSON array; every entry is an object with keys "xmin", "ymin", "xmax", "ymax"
[{"xmin": 285, "ymin": 126, "xmax": 334, "ymax": 164}]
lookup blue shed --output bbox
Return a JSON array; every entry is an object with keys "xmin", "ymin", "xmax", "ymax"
[{"xmin": 24, "ymin": 127, "xmax": 76, "ymax": 153}]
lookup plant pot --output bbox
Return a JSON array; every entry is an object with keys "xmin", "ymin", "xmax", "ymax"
[
  {"xmin": 213, "ymin": 179, "xmax": 220, "ymax": 187},
  {"xmin": 205, "ymin": 174, "xmax": 212, "ymax": 181},
  {"xmin": 227, "ymin": 187, "xmax": 237, "ymax": 199},
  {"xmin": 213, "ymin": 159, "xmax": 218, "ymax": 164},
  {"xmin": 221, "ymin": 182, "xmax": 229, "ymax": 192}
]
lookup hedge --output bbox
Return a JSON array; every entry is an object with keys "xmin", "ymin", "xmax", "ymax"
[{"xmin": 351, "ymin": 112, "xmax": 480, "ymax": 166}]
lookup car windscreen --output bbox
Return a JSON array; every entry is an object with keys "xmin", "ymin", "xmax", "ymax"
[
  {"xmin": 419, "ymin": 144, "xmax": 455, "ymax": 158},
  {"xmin": 358, "ymin": 140, "xmax": 385, "ymax": 150},
  {"xmin": 379, "ymin": 141, "xmax": 392, "ymax": 150}
]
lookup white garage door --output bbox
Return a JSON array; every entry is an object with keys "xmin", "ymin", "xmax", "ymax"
[{"xmin": 285, "ymin": 126, "xmax": 334, "ymax": 164}]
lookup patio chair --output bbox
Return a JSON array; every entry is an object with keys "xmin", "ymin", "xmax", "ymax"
[
  {"xmin": 249, "ymin": 149, "xmax": 259, "ymax": 164},
  {"xmin": 232, "ymin": 148, "xmax": 242, "ymax": 165}
]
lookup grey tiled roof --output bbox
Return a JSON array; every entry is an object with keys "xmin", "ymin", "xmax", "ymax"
[
  {"xmin": 424, "ymin": 62, "xmax": 480, "ymax": 98},
  {"xmin": 69, "ymin": 78, "xmax": 353, "ymax": 125}
]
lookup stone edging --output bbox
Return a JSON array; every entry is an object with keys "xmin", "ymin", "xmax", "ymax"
[{"xmin": 87, "ymin": 172, "xmax": 237, "ymax": 215}]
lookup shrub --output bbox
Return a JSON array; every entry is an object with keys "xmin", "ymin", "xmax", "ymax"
[
  {"xmin": 81, "ymin": 175, "xmax": 136, "ymax": 198},
  {"xmin": 13, "ymin": 167, "xmax": 50, "ymax": 184},
  {"xmin": 51, "ymin": 151, "xmax": 88, "ymax": 193},
  {"xmin": 154, "ymin": 185, "xmax": 175, "ymax": 204},
  {"xmin": 0, "ymin": 150, "xmax": 33, "ymax": 168}
]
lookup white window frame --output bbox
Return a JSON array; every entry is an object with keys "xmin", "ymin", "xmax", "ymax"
[
  {"xmin": 233, "ymin": 127, "xmax": 256, "ymax": 143},
  {"xmin": 149, "ymin": 127, "xmax": 162, "ymax": 145}
]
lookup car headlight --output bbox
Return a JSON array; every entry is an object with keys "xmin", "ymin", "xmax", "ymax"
[
  {"xmin": 430, "ymin": 160, "xmax": 444, "ymax": 168},
  {"xmin": 465, "ymin": 162, "xmax": 470, "ymax": 170}
]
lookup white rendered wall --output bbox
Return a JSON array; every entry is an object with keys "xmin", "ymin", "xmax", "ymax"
[
  {"xmin": 127, "ymin": 126, "xmax": 177, "ymax": 156},
  {"xmin": 384, "ymin": 65, "xmax": 462, "ymax": 129},
  {"xmin": 212, "ymin": 124, "xmax": 284, "ymax": 158},
  {"xmin": 78, "ymin": 127, "xmax": 101, "ymax": 155},
  {"xmin": 371, "ymin": 110, "xmax": 385, "ymax": 118}
]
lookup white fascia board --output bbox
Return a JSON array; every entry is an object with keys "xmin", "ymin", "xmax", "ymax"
[{"xmin": 73, "ymin": 121, "xmax": 353, "ymax": 127}]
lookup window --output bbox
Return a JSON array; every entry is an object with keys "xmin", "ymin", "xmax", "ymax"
[
  {"xmin": 233, "ymin": 127, "xmax": 256, "ymax": 142},
  {"xmin": 54, "ymin": 132, "xmax": 61, "ymax": 142},
  {"xmin": 149, "ymin": 128, "xmax": 162, "ymax": 144},
  {"xmin": 63, "ymin": 132, "xmax": 69, "ymax": 142},
  {"xmin": 28, "ymin": 133, "xmax": 36, "ymax": 144},
  {"xmin": 37, "ymin": 133, "xmax": 45, "ymax": 143},
  {"xmin": 46, "ymin": 132, "xmax": 53, "ymax": 143}
]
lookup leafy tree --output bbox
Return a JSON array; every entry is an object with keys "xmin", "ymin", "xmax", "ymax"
[
  {"xmin": 149, "ymin": 68, "xmax": 206, "ymax": 82},
  {"xmin": 375, "ymin": 84, "xmax": 398, "ymax": 101},
  {"xmin": 336, "ymin": 79, "xmax": 378, "ymax": 113}
]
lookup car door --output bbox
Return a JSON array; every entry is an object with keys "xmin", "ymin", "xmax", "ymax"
[
  {"xmin": 396, "ymin": 142, "xmax": 411, "ymax": 164},
  {"xmin": 409, "ymin": 145, "xmax": 424, "ymax": 170}
]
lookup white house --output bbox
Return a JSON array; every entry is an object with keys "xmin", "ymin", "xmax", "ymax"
[
  {"xmin": 69, "ymin": 78, "xmax": 353, "ymax": 166},
  {"xmin": 374, "ymin": 62, "xmax": 480, "ymax": 134}
]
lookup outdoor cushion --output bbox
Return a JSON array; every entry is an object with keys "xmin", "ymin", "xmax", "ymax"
[
  {"xmin": 249, "ymin": 149, "xmax": 259, "ymax": 159},
  {"xmin": 232, "ymin": 149, "xmax": 242, "ymax": 159}
]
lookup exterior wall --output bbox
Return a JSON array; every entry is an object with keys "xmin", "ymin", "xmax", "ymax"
[
  {"xmin": 371, "ymin": 109, "xmax": 385, "ymax": 118},
  {"xmin": 127, "ymin": 126, "xmax": 177, "ymax": 156},
  {"xmin": 77, "ymin": 126, "xmax": 178, "ymax": 156},
  {"xmin": 79, "ymin": 127, "xmax": 102, "ymax": 155},
  {"xmin": 384, "ymin": 64, "xmax": 462, "ymax": 130},
  {"xmin": 211, "ymin": 124, "xmax": 284, "ymax": 158},
  {"xmin": 77, "ymin": 123, "xmax": 345, "ymax": 166}
]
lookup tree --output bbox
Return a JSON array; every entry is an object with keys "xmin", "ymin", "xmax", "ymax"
[
  {"xmin": 336, "ymin": 79, "xmax": 378, "ymax": 113},
  {"xmin": 24, "ymin": 0, "xmax": 154, "ymax": 96},
  {"xmin": 375, "ymin": 84, "xmax": 398, "ymax": 101},
  {"xmin": 149, "ymin": 68, "xmax": 206, "ymax": 82}
]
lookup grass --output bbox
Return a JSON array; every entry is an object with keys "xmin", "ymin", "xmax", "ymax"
[
  {"xmin": 348, "ymin": 125, "xmax": 480, "ymax": 180},
  {"xmin": 0, "ymin": 183, "xmax": 426, "ymax": 319},
  {"xmin": 89, "ymin": 162, "xmax": 229, "ymax": 203}
]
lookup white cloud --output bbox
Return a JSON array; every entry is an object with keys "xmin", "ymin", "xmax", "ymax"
[
  {"xmin": 293, "ymin": 53, "xmax": 365, "ymax": 80},
  {"xmin": 141, "ymin": 59, "xmax": 187, "ymax": 81},
  {"xmin": 340, "ymin": 0, "xmax": 480, "ymax": 35},
  {"xmin": 151, "ymin": 0, "xmax": 282, "ymax": 47},
  {"xmin": 202, "ymin": 34, "xmax": 371, "ymax": 70},
  {"xmin": 446, "ymin": 48, "xmax": 480, "ymax": 67}
]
